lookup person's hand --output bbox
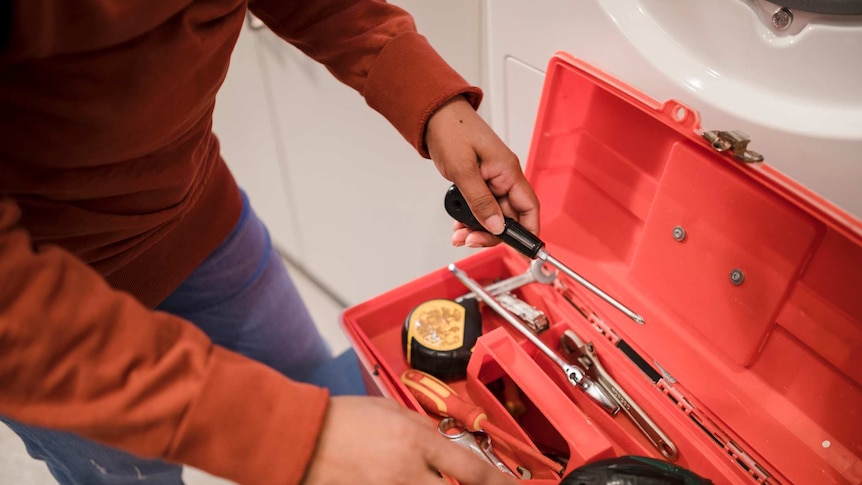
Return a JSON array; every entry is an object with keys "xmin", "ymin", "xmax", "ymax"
[
  {"xmin": 302, "ymin": 396, "xmax": 520, "ymax": 485},
  {"xmin": 425, "ymin": 95, "xmax": 540, "ymax": 248}
]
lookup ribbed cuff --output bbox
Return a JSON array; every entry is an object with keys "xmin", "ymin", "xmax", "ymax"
[
  {"xmin": 364, "ymin": 32, "xmax": 483, "ymax": 158},
  {"xmin": 167, "ymin": 347, "xmax": 330, "ymax": 485}
]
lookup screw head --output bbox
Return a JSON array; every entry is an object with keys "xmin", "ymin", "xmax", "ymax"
[
  {"xmin": 772, "ymin": 8, "xmax": 793, "ymax": 30},
  {"xmin": 730, "ymin": 269, "xmax": 745, "ymax": 286},
  {"xmin": 672, "ymin": 226, "xmax": 686, "ymax": 242}
]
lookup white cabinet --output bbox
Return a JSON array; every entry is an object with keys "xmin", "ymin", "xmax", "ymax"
[
  {"xmin": 214, "ymin": 2, "xmax": 483, "ymax": 306},
  {"xmin": 212, "ymin": 21, "xmax": 302, "ymax": 256}
]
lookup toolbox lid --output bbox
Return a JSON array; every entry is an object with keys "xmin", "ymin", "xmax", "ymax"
[{"xmin": 524, "ymin": 52, "xmax": 862, "ymax": 484}]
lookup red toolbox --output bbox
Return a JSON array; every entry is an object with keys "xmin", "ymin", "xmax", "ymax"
[{"xmin": 341, "ymin": 52, "xmax": 862, "ymax": 485}]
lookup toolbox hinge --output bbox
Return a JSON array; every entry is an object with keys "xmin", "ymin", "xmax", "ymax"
[{"xmin": 702, "ymin": 130, "xmax": 764, "ymax": 163}]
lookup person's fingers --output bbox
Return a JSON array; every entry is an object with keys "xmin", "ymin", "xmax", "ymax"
[
  {"xmin": 455, "ymin": 171, "xmax": 506, "ymax": 235},
  {"xmin": 463, "ymin": 231, "xmax": 500, "ymax": 248},
  {"xmin": 304, "ymin": 382, "xmax": 520, "ymax": 484},
  {"xmin": 502, "ymin": 178, "xmax": 540, "ymax": 236},
  {"xmin": 423, "ymin": 434, "xmax": 519, "ymax": 485},
  {"xmin": 373, "ymin": 398, "xmax": 440, "ymax": 430},
  {"xmin": 426, "ymin": 95, "xmax": 540, "ymax": 244},
  {"xmin": 433, "ymin": 137, "xmax": 505, "ymax": 236},
  {"xmin": 452, "ymin": 222, "xmax": 501, "ymax": 248},
  {"xmin": 416, "ymin": 473, "xmax": 448, "ymax": 485},
  {"xmin": 451, "ymin": 226, "xmax": 469, "ymax": 247},
  {"xmin": 426, "ymin": 100, "xmax": 506, "ymax": 235},
  {"xmin": 397, "ymin": 403, "xmax": 515, "ymax": 485},
  {"xmin": 400, "ymin": 407, "xmax": 439, "ymax": 429},
  {"xmin": 470, "ymin": 134, "xmax": 540, "ymax": 237}
]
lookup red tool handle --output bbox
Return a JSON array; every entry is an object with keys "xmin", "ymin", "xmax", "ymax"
[
  {"xmin": 400, "ymin": 369, "xmax": 487, "ymax": 431},
  {"xmin": 401, "ymin": 370, "xmax": 564, "ymax": 476}
]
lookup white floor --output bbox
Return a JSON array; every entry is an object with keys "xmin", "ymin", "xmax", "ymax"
[{"xmin": 0, "ymin": 260, "xmax": 350, "ymax": 485}]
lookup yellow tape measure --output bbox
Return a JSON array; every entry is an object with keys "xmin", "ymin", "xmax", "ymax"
[{"xmin": 402, "ymin": 298, "xmax": 481, "ymax": 380}]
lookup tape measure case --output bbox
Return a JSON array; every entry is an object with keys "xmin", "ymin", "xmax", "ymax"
[{"xmin": 340, "ymin": 52, "xmax": 862, "ymax": 484}]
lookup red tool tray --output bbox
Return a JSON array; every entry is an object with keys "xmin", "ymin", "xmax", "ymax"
[{"xmin": 341, "ymin": 52, "xmax": 862, "ymax": 485}]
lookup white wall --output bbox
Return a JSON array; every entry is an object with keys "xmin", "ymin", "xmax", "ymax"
[{"xmin": 213, "ymin": 2, "xmax": 483, "ymax": 306}]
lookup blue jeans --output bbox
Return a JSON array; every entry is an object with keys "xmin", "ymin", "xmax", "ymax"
[{"xmin": 1, "ymin": 192, "xmax": 366, "ymax": 484}]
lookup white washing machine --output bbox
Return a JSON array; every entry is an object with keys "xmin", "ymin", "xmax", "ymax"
[{"xmin": 485, "ymin": 0, "xmax": 862, "ymax": 226}]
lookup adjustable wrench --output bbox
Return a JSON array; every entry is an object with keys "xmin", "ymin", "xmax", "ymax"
[
  {"xmin": 449, "ymin": 264, "xmax": 620, "ymax": 416},
  {"xmin": 561, "ymin": 330, "xmax": 679, "ymax": 461}
]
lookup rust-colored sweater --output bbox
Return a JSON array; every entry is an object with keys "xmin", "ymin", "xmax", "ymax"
[{"xmin": 0, "ymin": 1, "xmax": 481, "ymax": 483}]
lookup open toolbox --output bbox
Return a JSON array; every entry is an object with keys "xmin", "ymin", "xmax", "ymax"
[{"xmin": 341, "ymin": 52, "xmax": 862, "ymax": 485}]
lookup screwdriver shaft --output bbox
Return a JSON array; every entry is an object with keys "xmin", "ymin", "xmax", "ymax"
[{"xmin": 538, "ymin": 250, "xmax": 645, "ymax": 325}]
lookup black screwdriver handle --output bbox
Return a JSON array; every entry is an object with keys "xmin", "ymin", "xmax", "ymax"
[{"xmin": 444, "ymin": 184, "xmax": 545, "ymax": 259}]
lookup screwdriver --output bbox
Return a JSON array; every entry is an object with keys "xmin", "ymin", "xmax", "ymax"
[
  {"xmin": 444, "ymin": 185, "xmax": 645, "ymax": 325},
  {"xmin": 401, "ymin": 369, "xmax": 564, "ymax": 475}
]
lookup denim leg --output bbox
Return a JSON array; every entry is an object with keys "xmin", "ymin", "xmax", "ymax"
[
  {"xmin": 156, "ymin": 191, "xmax": 336, "ymax": 381},
  {"xmin": 0, "ymin": 417, "xmax": 184, "ymax": 485},
  {"xmin": 2, "ymin": 191, "xmax": 365, "ymax": 484}
]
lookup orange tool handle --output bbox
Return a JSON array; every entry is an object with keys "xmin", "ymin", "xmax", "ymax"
[
  {"xmin": 400, "ymin": 369, "xmax": 487, "ymax": 431},
  {"xmin": 401, "ymin": 369, "xmax": 565, "ymax": 476}
]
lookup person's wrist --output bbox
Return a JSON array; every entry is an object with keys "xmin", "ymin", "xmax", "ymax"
[{"xmin": 425, "ymin": 94, "xmax": 472, "ymax": 148}]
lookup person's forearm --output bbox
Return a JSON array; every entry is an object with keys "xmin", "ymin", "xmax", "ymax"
[
  {"xmin": 248, "ymin": 0, "xmax": 482, "ymax": 156},
  {"xmin": 0, "ymin": 197, "xmax": 329, "ymax": 484}
]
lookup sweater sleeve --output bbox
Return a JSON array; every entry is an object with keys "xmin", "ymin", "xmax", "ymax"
[
  {"xmin": 0, "ymin": 197, "xmax": 329, "ymax": 485},
  {"xmin": 247, "ymin": 0, "xmax": 483, "ymax": 157}
]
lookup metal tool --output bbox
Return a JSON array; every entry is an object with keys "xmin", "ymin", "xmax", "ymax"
[
  {"xmin": 448, "ymin": 263, "xmax": 620, "ymax": 416},
  {"xmin": 561, "ymin": 330, "xmax": 679, "ymax": 461},
  {"xmin": 401, "ymin": 369, "xmax": 565, "ymax": 474},
  {"xmin": 438, "ymin": 418, "xmax": 517, "ymax": 477},
  {"xmin": 456, "ymin": 259, "xmax": 557, "ymax": 302},
  {"xmin": 496, "ymin": 292, "xmax": 549, "ymax": 333},
  {"xmin": 444, "ymin": 185, "xmax": 645, "ymax": 325}
]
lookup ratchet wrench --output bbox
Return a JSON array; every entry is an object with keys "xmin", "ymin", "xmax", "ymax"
[
  {"xmin": 448, "ymin": 264, "xmax": 620, "ymax": 416},
  {"xmin": 560, "ymin": 330, "xmax": 679, "ymax": 461}
]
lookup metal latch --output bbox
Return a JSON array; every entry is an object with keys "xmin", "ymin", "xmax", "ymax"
[{"xmin": 702, "ymin": 130, "xmax": 764, "ymax": 163}]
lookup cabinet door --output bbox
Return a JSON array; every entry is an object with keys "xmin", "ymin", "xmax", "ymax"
[
  {"xmin": 255, "ymin": 0, "xmax": 483, "ymax": 305},
  {"xmin": 212, "ymin": 17, "xmax": 303, "ymax": 256}
]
